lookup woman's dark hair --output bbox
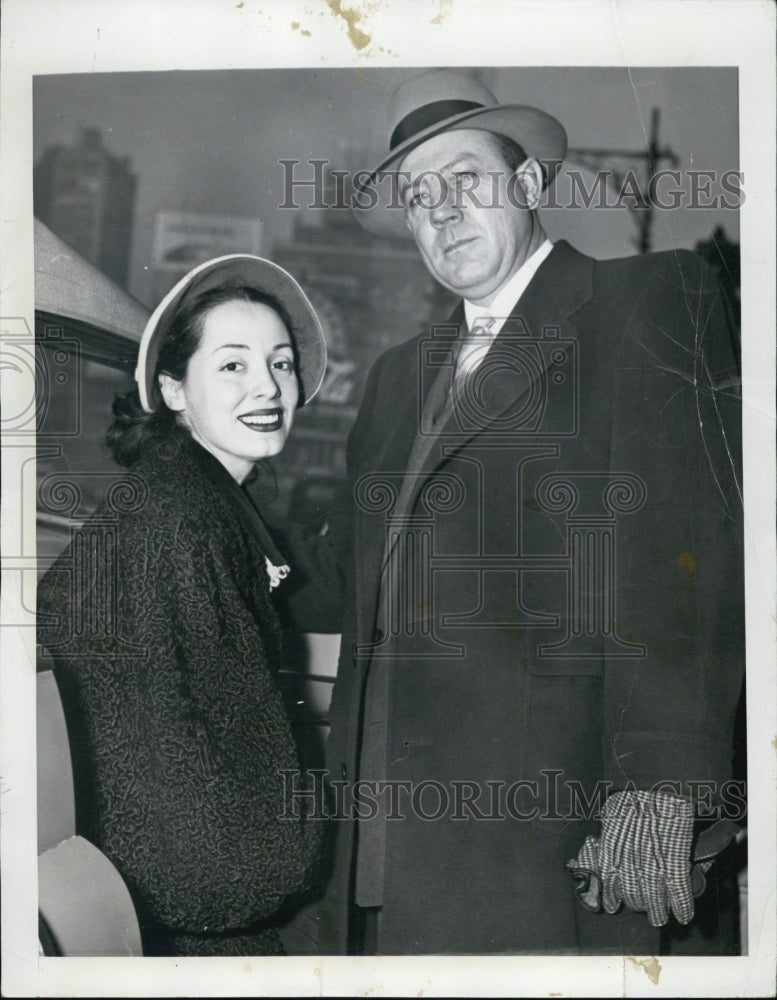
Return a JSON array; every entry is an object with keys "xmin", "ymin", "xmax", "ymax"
[{"xmin": 106, "ymin": 286, "xmax": 295, "ymax": 468}]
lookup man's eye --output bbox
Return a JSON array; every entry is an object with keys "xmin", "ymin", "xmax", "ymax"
[{"xmin": 404, "ymin": 186, "xmax": 433, "ymax": 210}]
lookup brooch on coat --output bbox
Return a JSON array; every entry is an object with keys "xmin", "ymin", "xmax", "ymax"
[{"xmin": 265, "ymin": 557, "xmax": 290, "ymax": 590}]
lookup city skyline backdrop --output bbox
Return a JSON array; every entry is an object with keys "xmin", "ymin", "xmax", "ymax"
[{"xmin": 33, "ymin": 65, "xmax": 740, "ymax": 308}]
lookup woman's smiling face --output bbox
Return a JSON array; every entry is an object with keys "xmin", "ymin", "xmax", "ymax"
[{"xmin": 159, "ymin": 298, "xmax": 299, "ymax": 482}]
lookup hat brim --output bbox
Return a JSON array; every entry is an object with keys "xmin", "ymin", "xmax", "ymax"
[
  {"xmin": 136, "ymin": 255, "xmax": 327, "ymax": 412},
  {"xmin": 352, "ymin": 104, "xmax": 567, "ymax": 239}
]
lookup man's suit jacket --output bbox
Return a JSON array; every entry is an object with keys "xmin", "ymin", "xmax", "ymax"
[{"xmin": 324, "ymin": 240, "xmax": 744, "ymax": 954}]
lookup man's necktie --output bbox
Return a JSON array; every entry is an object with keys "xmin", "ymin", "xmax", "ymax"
[{"xmin": 455, "ymin": 316, "xmax": 497, "ymax": 384}]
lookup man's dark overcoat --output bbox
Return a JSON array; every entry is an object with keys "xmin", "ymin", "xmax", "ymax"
[{"xmin": 324, "ymin": 240, "xmax": 745, "ymax": 954}]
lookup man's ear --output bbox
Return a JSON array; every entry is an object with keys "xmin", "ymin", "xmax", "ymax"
[
  {"xmin": 158, "ymin": 373, "xmax": 186, "ymax": 412},
  {"xmin": 511, "ymin": 158, "xmax": 544, "ymax": 210}
]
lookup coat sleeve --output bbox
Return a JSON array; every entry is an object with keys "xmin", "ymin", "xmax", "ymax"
[
  {"xmin": 602, "ymin": 252, "xmax": 744, "ymax": 802},
  {"xmin": 39, "ymin": 505, "xmax": 320, "ymax": 935}
]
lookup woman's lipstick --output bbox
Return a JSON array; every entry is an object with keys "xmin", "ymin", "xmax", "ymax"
[{"xmin": 238, "ymin": 407, "xmax": 283, "ymax": 432}]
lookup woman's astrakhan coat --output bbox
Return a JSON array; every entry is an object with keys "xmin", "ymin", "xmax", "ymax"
[{"xmin": 38, "ymin": 431, "xmax": 320, "ymax": 955}]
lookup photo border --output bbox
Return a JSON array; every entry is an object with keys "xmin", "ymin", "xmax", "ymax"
[{"xmin": 1, "ymin": 1, "xmax": 775, "ymax": 996}]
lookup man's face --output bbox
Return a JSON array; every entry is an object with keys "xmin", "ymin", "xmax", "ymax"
[{"xmin": 398, "ymin": 128, "xmax": 543, "ymax": 306}]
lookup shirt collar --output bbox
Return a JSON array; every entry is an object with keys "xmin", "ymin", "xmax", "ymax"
[{"xmin": 464, "ymin": 238, "xmax": 554, "ymax": 335}]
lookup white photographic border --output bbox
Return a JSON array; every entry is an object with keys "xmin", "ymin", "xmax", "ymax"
[{"xmin": 1, "ymin": 1, "xmax": 774, "ymax": 996}]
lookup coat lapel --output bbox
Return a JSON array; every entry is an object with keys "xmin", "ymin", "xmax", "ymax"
[
  {"xmin": 352, "ymin": 322, "xmax": 459, "ymax": 641},
  {"xmin": 358, "ymin": 241, "xmax": 595, "ymax": 635},
  {"xmin": 369, "ymin": 321, "xmax": 458, "ymax": 477},
  {"xmin": 406, "ymin": 240, "xmax": 595, "ymax": 503}
]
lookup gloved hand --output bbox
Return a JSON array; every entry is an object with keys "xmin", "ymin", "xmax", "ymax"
[{"xmin": 566, "ymin": 789, "xmax": 738, "ymax": 927}]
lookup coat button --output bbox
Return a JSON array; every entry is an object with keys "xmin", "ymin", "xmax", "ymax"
[
  {"xmin": 340, "ymin": 762, "xmax": 347, "ymax": 781},
  {"xmin": 373, "ymin": 627, "xmax": 385, "ymax": 643}
]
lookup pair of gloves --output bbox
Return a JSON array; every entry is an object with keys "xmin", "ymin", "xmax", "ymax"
[{"xmin": 565, "ymin": 789, "xmax": 741, "ymax": 927}]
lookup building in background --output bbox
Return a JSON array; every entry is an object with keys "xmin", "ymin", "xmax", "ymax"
[
  {"xmin": 34, "ymin": 128, "xmax": 136, "ymax": 289},
  {"xmin": 149, "ymin": 209, "xmax": 264, "ymax": 302}
]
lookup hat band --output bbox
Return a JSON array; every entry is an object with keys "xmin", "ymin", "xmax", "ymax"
[{"xmin": 389, "ymin": 99, "xmax": 485, "ymax": 151}]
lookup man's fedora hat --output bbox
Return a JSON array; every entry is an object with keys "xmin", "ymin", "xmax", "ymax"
[
  {"xmin": 136, "ymin": 255, "xmax": 327, "ymax": 412},
  {"xmin": 353, "ymin": 69, "xmax": 567, "ymax": 239}
]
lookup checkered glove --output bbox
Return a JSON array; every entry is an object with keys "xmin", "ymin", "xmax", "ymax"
[{"xmin": 565, "ymin": 790, "xmax": 736, "ymax": 927}]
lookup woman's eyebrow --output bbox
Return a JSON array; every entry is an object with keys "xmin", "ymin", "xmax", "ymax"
[
  {"xmin": 210, "ymin": 341, "xmax": 293, "ymax": 354},
  {"xmin": 211, "ymin": 342, "xmax": 249, "ymax": 353}
]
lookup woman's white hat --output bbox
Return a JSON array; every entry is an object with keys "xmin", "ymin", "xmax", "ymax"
[{"xmin": 135, "ymin": 255, "xmax": 327, "ymax": 412}]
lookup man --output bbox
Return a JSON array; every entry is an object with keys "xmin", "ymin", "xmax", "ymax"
[{"xmin": 319, "ymin": 69, "xmax": 744, "ymax": 955}]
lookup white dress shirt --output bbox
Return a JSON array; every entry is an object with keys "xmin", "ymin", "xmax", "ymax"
[{"xmin": 463, "ymin": 238, "xmax": 554, "ymax": 336}]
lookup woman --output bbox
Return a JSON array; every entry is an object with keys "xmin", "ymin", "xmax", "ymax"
[{"xmin": 37, "ymin": 255, "xmax": 328, "ymax": 956}]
